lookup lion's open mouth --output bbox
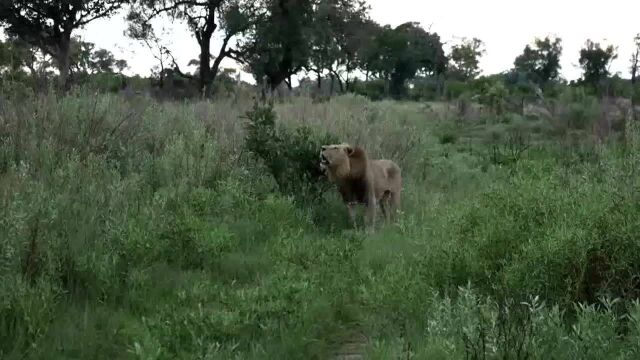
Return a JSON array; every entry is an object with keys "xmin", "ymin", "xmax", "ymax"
[{"xmin": 320, "ymin": 154, "xmax": 329, "ymax": 166}]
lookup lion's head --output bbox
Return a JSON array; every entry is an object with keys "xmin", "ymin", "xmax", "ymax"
[{"xmin": 319, "ymin": 143, "xmax": 366, "ymax": 181}]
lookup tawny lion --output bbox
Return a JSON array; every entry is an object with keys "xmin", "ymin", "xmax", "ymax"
[{"xmin": 319, "ymin": 143, "xmax": 402, "ymax": 232}]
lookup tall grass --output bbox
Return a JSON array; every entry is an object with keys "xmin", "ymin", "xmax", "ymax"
[{"xmin": 1, "ymin": 89, "xmax": 640, "ymax": 359}]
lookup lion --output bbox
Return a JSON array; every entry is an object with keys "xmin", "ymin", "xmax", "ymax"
[{"xmin": 319, "ymin": 143, "xmax": 402, "ymax": 232}]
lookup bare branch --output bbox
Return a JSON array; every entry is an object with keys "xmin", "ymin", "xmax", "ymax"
[{"xmin": 166, "ymin": 50, "xmax": 195, "ymax": 80}]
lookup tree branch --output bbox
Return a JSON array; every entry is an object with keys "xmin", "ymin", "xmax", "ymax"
[
  {"xmin": 225, "ymin": 48, "xmax": 245, "ymax": 64},
  {"xmin": 166, "ymin": 50, "xmax": 195, "ymax": 80},
  {"xmin": 137, "ymin": 0, "xmax": 210, "ymax": 22},
  {"xmin": 75, "ymin": 2, "xmax": 126, "ymax": 27}
]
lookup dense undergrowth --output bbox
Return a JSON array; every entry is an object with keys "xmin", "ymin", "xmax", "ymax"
[{"xmin": 1, "ymin": 89, "xmax": 640, "ymax": 359}]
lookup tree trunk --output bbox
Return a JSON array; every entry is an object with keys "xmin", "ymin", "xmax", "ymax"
[
  {"xmin": 56, "ymin": 35, "xmax": 72, "ymax": 92},
  {"xmin": 329, "ymin": 74, "xmax": 335, "ymax": 96},
  {"xmin": 199, "ymin": 41, "xmax": 212, "ymax": 96},
  {"xmin": 317, "ymin": 72, "xmax": 322, "ymax": 89},
  {"xmin": 330, "ymin": 70, "xmax": 343, "ymax": 93},
  {"xmin": 345, "ymin": 72, "xmax": 351, "ymax": 92},
  {"xmin": 196, "ymin": 13, "xmax": 218, "ymax": 97},
  {"xmin": 158, "ymin": 59, "xmax": 165, "ymax": 88},
  {"xmin": 632, "ymin": 54, "xmax": 638, "ymax": 122},
  {"xmin": 631, "ymin": 50, "xmax": 638, "ymax": 85}
]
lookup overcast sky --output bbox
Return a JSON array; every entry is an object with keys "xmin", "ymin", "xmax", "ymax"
[{"xmin": 78, "ymin": 0, "xmax": 640, "ymax": 83}]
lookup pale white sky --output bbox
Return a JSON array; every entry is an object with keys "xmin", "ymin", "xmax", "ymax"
[{"xmin": 78, "ymin": 0, "xmax": 639, "ymax": 83}]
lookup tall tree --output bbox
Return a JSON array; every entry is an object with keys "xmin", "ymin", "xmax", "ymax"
[
  {"xmin": 0, "ymin": 35, "xmax": 54, "ymax": 86},
  {"xmin": 131, "ymin": 26, "xmax": 173, "ymax": 88},
  {"xmin": 91, "ymin": 48, "xmax": 118, "ymax": 73},
  {"xmin": 307, "ymin": 0, "xmax": 369, "ymax": 92},
  {"xmin": 128, "ymin": 0, "xmax": 260, "ymax": 95},
  {"xmin": 69, "ymin": 37, "xmax": 95, "ymax": 75},
  {"xmin": 632, "ymin": 34, "xmax": 640, "ymax": 121},
  {"xmin": 579, "ymin": 39, "xmax": 618, "ymax": 91},
  {"xmin": 0, "ymin": 36, "xmax": 38, "ymax": 75},
  {"xmin": 353, "ymin": 20, "xmax": 383, "ymax": 82},
  {"xmin": 115, "ymin": 59, "xmax": 129, "ymax": 74},
  {"xmin": 513, "ymin": 36, "xmax": 563, "ymax": 87},
  {"xmin": 448, "ymin": 37, "xmax": 485, "ymax": 81},
  {"xmin": 362, "ymin": 22, "xmax": 446, "ymax": 98},
  {"xmin": 0, "ymin": 0, "xmax": 130, "ymax": 90},
  {"xmin": 631, "ymin": 34, "xmax": 640, "ymax": 85},
  {"xmin": 240, "ymin": 0, "xmax": 315, "ymax": 90}
]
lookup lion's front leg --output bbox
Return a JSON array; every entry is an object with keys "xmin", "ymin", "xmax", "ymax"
[{"xmin": 346, "ymin": 202, "xmax": 358, "ymax": 229}]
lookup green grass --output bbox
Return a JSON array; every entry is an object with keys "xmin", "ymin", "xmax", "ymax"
[{"xmin": 2, "ymin": 89, "xmax": 640, "ymax": 359}]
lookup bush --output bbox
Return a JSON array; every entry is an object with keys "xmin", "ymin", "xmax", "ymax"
[
  {"xmin": 351, "ymin": 79, "xmax": 387, "ymax": 101},
  {"xmin": 563, "ymin": 96, "xmax": 601, "ymax": 130},
  {"xmin": 243, "ymin": 100, "xmax": 338, "ymax": 202},
  {"xmin": 4, "ymin": 89, "xmax": 640, "ymax": 359}
]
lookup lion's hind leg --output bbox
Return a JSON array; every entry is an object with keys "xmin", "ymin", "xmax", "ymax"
[
  {"xmin": 389, "ymin": 191, "xmax": 401, "ymax": 222},
  {"xmin": 379, "ymin": 190, "xmax": 392, "ymax": 225}
]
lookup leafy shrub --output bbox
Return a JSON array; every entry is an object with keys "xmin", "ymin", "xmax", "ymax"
[
  {"xmin": 478, "ymin": 81, "xmax": 508, "ymax": 115},
  {"xmin": 408, "ymin": 77, "xmax": 440, "ymax": 101},
  {"xmin": 243, "ymin": 100, "xmax": 338, "ymax": 202},
  {"xmin": 445, "ymin": 80, "xmax": 468, "ymax": 100},
  {"xmin": 563, "ymin": 96, "xmax": 601, "ymax": 130},
  {"xmin": 351, "ymin": 79, "xmax": 387, "ymax": 101}
]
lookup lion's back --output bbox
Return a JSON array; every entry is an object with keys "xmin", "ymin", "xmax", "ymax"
[{"xmin": 370, "ymin": 159, "xmax": 402, "ymax": 190}]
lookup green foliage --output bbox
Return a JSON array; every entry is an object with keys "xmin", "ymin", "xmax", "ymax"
[
  {"xmin": 240, "ymin": 0, "xmax": 316, "ymax": 88},
  {"xmin": 551, "ymin": 90, "xmax": 602, "ymax": 131},
  {"xmin": 0, "ymin": 0, "xmax": 130, "ymax": 89},
  {"xmin": 243, "ymin": 101, "xmax": 338, "ymax": 202},
  {"xmin": 126, "ymin": 0, "xmax": 257, "ymax": 95},
  {"xmin": 351, "ymin": 79, "xmax": 387, "ymax": 101},
  {"xmin": 478, "ymin": 80, "xmax": 508, "ymax": 115},
  {"xmin": 448, "ymin": 37, "xmax": 485, "ymax": 81},
  {"xmin": 513, "ymin": 36, "xmax": 563, "ymax": 87},
  {"xmin": 308, "ymin": 0, "xmax": 370, "ymax": 82},
  {"xmin": 579, "ymin": 40, "xmax": 618, "ymax": 92},
  {"xmin": 2, "ymin": 92, "xmax": 640, "ymax": 359},
  {"xmin": 360, "ymin": 22, "xmax": 446, "ymax": 98}
]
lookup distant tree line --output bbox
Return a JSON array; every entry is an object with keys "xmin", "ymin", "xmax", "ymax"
[{"xmin": 1, "ymin": 0, "xmax": 639, "ymax": 102}]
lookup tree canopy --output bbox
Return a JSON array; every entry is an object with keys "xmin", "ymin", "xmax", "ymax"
[
  {"xmin": 0, "ymin": 0, "xmax": 130, "ymax": 89},
  {"xmin": 514, "ymin": 36, "xmax": 563, "ymax": 87},
  {"xmin": 449, "ymin": 38, "xmax": 485, "ymax": 81},
  {"xmin": 579, "ymin": 39, "xmax": 618, "ymax": 90}
]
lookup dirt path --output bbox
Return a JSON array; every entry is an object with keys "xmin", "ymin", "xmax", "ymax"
[{"xmin": 331, "ymin": 331, "xmax": 369, "ymax": 360}]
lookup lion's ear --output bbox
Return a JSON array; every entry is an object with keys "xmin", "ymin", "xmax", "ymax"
[
  {"xmin": 321, "ymin": 145, "xmax": 327, "ymax": 151},
  {"xmin": 344, "ymin": 146, "xmax": 354, "ymax": 156}
]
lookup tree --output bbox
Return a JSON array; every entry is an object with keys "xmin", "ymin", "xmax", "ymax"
[
  {"xmin": 69, "ymin": 37, "xmax": 96, "ymax": 75},
  {"xmin": 0, "ymin": 0, "xmax": 130, "ymax": 90},
  {"xmin": 632, "ymin": 34, "xmax": 640, "ymax": 121},
  {"xmin": 115, "ymin": 59, "xmax": 129, "ymax": 74},
  {"xmin": 362, "ymin": 22, "xmax": 446, "ymax": 98},
  {"xmin": 353, "ymin": 20, "xmax": 383, "ymax": 81},
  {"xmin": 0, "ymin": 36, "xmax": 38, "ymax": 75},
  {"xmin": 448, "ymin": 37, "xmax": 485, "ymax": 81},
  {"xmin": 307, "ymin": 0, "xmax": 370, "ymax": 92},
  {"xmin": 131, "ymin": 26, "xmax": 173, "ymax": 88},
  {"xmin": 0, "ymin": 35, "xmax": 55, "ymax": 89},
  {"xmin": 513, "ymin": 36, "xmax": 563, "ymax": 87},
  {"xmin": 579, "ymin": 39, "xmax": 618, "ymax": 91},
  {"xmin": 128, "ymin": 0, "xmax": 260, "ymax": 95},
  {"xmin": 91, "ymin": 48, "xmax": 117, "ymax": 73},
  {"xmin": 631, "ymin": 34, "xmax": 640, "ymax": 85},
  {"xmin": 240, "ymin": 0, "xmax": 315, "ymax": 90}
]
